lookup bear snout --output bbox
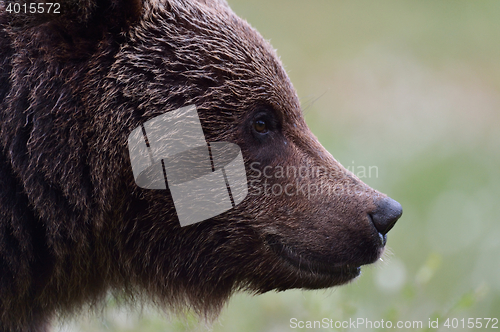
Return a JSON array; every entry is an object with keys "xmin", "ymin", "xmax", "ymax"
[{"xmin": 369, "ymin": 197, "xmax": 403, "ymax": 236}]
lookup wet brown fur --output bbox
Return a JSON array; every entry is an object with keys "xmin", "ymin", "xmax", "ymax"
[{"xmin": 1, "ymin": 0, "xmax": 390, "ymax": 331}]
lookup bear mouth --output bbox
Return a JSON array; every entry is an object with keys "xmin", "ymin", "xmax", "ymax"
[{"xmin": 265, "ymin": 235, "xmax": 361, "ymax": 281}]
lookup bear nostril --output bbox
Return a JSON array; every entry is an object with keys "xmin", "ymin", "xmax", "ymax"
[{"xmin": 369, "ymin": 197, "xmax": 403, "ymax": 235}]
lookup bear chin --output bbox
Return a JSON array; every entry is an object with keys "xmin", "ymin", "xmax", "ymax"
[
  {"xmin": 266, "ymin": 240, "xmax": 358, "ymax": 285},
  {"xmin": 264, "ymin": 231, "xmax": 387, "ymax": 287}
]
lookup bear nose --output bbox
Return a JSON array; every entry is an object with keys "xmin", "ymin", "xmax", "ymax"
[{"xmin": 370, "ymin": 197, "xmax": 402, "ymax": 235}]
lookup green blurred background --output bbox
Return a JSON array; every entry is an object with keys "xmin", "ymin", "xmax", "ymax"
[{"xmin": 58, "ymin": 1, "xmax": 500, "ymax": 331}]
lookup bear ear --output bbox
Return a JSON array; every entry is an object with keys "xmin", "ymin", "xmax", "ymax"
[{"xmin": 7, "ymin": 0, "xmax": 143, "ymax": 33}]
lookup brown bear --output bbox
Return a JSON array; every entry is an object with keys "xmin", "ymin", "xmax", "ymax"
[{"xmin": 0, "ymin": 0, "xmax": 402, "ymax": 331}]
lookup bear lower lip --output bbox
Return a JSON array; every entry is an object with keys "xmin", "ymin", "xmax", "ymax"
[{"xmin": 265, "ymin": 236, "xmax": 361, "ymax": 279}]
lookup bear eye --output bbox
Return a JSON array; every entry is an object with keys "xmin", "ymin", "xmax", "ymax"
[{"xmin": 253, "ymin": 119, "xmax": 268, "ymax": 134}]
